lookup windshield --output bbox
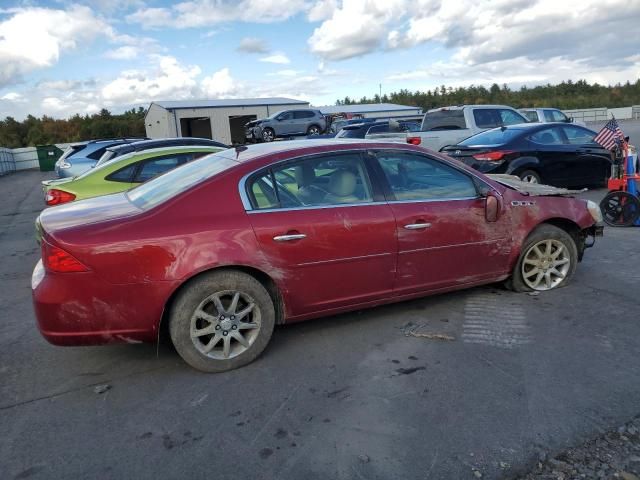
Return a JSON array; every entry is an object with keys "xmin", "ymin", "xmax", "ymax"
[
  {"xmin": 127, "ymin": 151, "xmax": 237, "ymax": 210},
  {"xmin": 459, "ymin": 127, "xmax": 524, "ymax": 146}
]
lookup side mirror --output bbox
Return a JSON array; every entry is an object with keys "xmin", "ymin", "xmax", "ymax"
[{"xmin": 485, "ymin": 193, "xmax": 501, "ymax": 222}]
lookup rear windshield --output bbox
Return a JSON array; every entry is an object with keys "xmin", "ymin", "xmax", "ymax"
[
  {"xmin": 459, "ymin": 127, "xmax": 524, "ymax": 146},
  {"xmin": 421, "ymin": 110, "xmax": 466, "ymax": 131},
  {"xmin": 336, "ymin": 126, "xmax": 366, "ymax": 138},
  {"xmin": 126, "ymin": 151, "xmax": 237, "ymax": 210}
]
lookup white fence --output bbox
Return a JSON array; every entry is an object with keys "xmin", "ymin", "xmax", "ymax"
[
  {"xmin": 0, "ymin": 147, "xmax": 16, "ymax": 176},
  {"xmin": 0, "ymin": 143, "xmax": 72, "ymax": 176},
  {"xmin": 565, "ymin": 105, "xmax": 640, "ymax": 122}
]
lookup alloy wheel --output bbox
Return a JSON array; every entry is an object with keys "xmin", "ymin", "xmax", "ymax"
[
  {"xmin": 521, "ymin": 239, "xmax": 571, "ymax": 291},
  {"xmin": 521, "ymin": 174, "xmax": 539, "ymax": 183},
  {"xmin": 190, "ymin": 290, "xmax": 261, "ymax": 360},
  {"xmin": 599, "ymin": 191, "xmax": 640, "ymax": 227},
  {"xmin": 308, "ymin": 126, "xmax": 320, "ymax": 135},
  {"xmin": 262, "ymin": 129, "xmax": 274, "ymax": 142}
]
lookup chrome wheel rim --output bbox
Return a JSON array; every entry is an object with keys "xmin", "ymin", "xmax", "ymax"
[
  {"xmin": 521, "ymin": 174, "xmax": 538, "ymax": 183},
  {"xmin": 190, "ymin": 290, "xmax": 261, "ymax": 360},
  {"xmin": 521, "ymin": 239, "xmax": 570, "ymax": 291},
  {"xmin": 262, "ymin": 130, "xmax": 274, "ymax": 142},
  {"xmin": 308, "ymin": 126, "xmax": 319, "ymax": 135}
]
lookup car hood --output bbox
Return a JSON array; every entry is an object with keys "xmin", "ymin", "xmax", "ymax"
[
  {"xmin": 246, "ymin": 120, "xmax": 263, "ymax": 127},
  {"xmin": 487, "ymin": 174, "xmax": 585, "ymax": 196},
  {"xmin": 39, "ymin": 192, "xmax": 142, "ymax": 238}
]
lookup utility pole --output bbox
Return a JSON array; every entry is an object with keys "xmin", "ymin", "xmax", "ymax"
[{"xmin": 379, "ymin": 84, "xmax": 382, "ymax": 103}]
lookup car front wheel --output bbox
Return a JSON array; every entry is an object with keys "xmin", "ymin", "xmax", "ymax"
[
  {"xmin": 262, "ymin": 128, "xmax": 275, "ymax": 142},
  {"xmin": 507, "ymin": 224, "xmax": 578, "ymax": 292},
  {"xmin": 307, "ymin": 125, "xmax": 321, "ymax": 135},
  {"xmin": 519, "ymin": 170, "xmax": 541, "ymax": 184},
  {"xmin": 169, "ymin": 270, "xmax": 275, "ymax": 372}
]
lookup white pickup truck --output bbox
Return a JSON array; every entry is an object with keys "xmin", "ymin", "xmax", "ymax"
[{"xmin": 406, "ymin": 104, "xmax": 529, "ymax": 151}]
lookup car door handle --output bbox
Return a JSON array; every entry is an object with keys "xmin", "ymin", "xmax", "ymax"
[
  {"xmin": 404, "ymin": 222, "xmax": 432, "ymax": 230},
  {"xmin": 273, "ymin": 233, "xmax": 307, "ymax": 242}
]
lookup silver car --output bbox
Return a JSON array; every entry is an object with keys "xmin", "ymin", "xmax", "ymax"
[{"xmin": 247, "ymin": 109, "xmax": 327, "ymax": 142}]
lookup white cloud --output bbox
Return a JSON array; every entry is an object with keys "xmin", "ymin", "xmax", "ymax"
[
  {"xmin": 129, "ymin": 0, "xmax": 308, "ymax": 28},
  {"xmin": 260, "ymin": 53, "xmax": 290, "ymax": 64},
  {"xmin": 308, "ymin": 0, "xmax": 406, "ymax": 61},
  {"xmin": 101, "ymin": 55, "xmax": 202, "ymax": 104},
  {"xmin": 307, "ymin": 0, "xmax": 338, "ymax": 21},
  {"xmin": 201, "ymin": 67, "xmax": 240, "ymax": 96},
  {"xmin": 1, "ymin": 92, "xmax": 24, "ymax": 102},
  {"xmin": 0, "ymin": 5, "xmax": 114, "ymax": 87},
  {"xmin": 268, "ymin": 69, "xmax": 303, "ymax": 77},
  {"xmin": 237, "ymin": 37, "xmax": 269, "ymax": 54},
  {"xmin": 105, "ymin": 46, "xmax": 140, "ymax": 60}
]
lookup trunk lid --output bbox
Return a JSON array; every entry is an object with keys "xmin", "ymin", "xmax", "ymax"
[{"xmin": 38, "ymin": 192, "xmax": 142, "ymax": 240}]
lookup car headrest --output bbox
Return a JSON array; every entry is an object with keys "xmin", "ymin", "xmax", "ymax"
[
  {"xmin": 294, "ymin": 164, "xmax": 316, "ymax": 187},
  {"xmin": 328, "ymin": 169, "xmax": 357, "ymax": 197}
]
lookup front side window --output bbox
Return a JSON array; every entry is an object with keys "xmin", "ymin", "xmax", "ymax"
[
  {"xmin": 276, "ymin": 112, "xmax": 293, "ymax": 121},
  {"xmin": 376, "ymin": 152, "xmax": 477, "ymax": 201},
  {"xmin": 561, "ymin": 125, "xmax": 596, "ymax": 145},
  {"xmin": 522, "ymin": 110, "xmax": 539, "ymax": 122},
  {"xmin": 528, "ymin": 127, "xmax": 565, "ymax": 145},
  {"xmin": 248, "ymin": 154, "xmax": 373, "ymax": 210}
]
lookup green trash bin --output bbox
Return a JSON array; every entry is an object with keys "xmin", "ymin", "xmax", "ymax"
[{"xmin": 36, "ymin": 145, "xmax": 64, "ymax": 172}]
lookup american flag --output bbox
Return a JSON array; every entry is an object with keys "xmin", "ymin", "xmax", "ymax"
[{"xmin": 593, "ymin": 117, "xmax": 625, "ymax": 150}]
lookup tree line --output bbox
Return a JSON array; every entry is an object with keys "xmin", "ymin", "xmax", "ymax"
[
  {"xmin": 0, "ymin": 108, "xmax": 147, "ymax": 149},
  {"xmin": 337, "ymin": 79, "xmax": 640, "ymax": 112}
]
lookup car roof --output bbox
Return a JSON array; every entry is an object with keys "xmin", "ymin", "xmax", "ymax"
[
  {"xmin": 219, "ymin": 139, "xmax": 420, "ymax": 164},
  {"xmin": 427, "ymin": 104, "xmax": 517, "ymax": 113},
  {"xmin": 342, "ymin": 121, "xmax": 390, "ymax": 130},
  {"xmin": 106, "ymin": 137, "xmax": 229, "ymax": 155}
]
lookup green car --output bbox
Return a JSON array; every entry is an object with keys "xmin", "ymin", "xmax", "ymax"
[{"xmin": 43, "ymin": 145, "xmax": 224, "ymax": 206}]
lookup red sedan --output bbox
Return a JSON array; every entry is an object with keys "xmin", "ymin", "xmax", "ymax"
[{"xmin": 32, "ymin": 140, "xmax": 603, "ymax": 372}]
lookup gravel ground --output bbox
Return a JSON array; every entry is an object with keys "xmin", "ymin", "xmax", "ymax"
[{"xmin": 515, "ymin": 417, "xmax": 640, "ymax": 480}]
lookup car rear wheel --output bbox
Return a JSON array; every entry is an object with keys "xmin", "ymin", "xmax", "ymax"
[
  {"xmin": 262, "ymin": 128, "xmax": 275, "ymax": 142},
  {"xmin": 506, "ymin": 224, "xmax": 577, "ymax": 292},
  {"xmin": 169, "ymin": 270, "xmax": 275, "ymax": 372},
  {"xmin": 519, "ymin": 170, "xmax": 541, "ymax": 184},
  {"xmin": 307, "ymin": 125, "xmax": 321, "ymax": 136}
]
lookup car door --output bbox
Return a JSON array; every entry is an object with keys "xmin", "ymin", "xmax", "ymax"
[
  {"xmin": 246, "ymin": 151, "xmax": 397, "ymax": 317},
  {"xmin": 372, "ymin": 150, "xmax": 512, "ymax": 293},
  {"xmin": 560, "ymin": 125, "xmax": 611, "ymax": 185},
  {"xmin": 275, "ymin": 111, "xmax": 295, "ymax": 136},
  {"xmin": 526, "ymin": 126, "xmax": 573, "ymax": 185},
  {"xmin": 292, "ymin": 110, "xmax": 312, "ymax": 134}
]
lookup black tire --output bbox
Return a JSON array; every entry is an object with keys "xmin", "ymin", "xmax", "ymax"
[
  {"xmin": 307, "ymin": 125, "xmax": 321, "ymax": 136},
  {"xmin": 599, "ymin": 191, "xmax": 640, "ymax": 227},
  {"xmin": 518, "ymin": 169, "xmax": 541, "ymax": 184},
  {"xmin": 506, "ymin": 224, "xmax": 578, "ymax": 293},
  {"xmin": 169, "ymin": 270, "xmax": 275, "ymax": 373},
  {"xmin": 262, "ymin": 128, "xmax": 275, "ymax": 142}
]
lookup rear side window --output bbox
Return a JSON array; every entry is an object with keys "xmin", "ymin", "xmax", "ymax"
[
  {"xmin": 134, "ymin": 155, "xmax": 186, "ymax": 183},
  {"xmin": 293, "ymin": 110, "xmax": 315, "ymax": 119},
  {"xmin": 544, "ymin": 109, "xmax": 569, "ymax": 122},
  {"xmin": 248, "ymin": 154, "xmax": 373, "ymax": 209},
  {"xmin": 376, "ymin": 151, "xmax": 477, "ymax": 201},
  {"xmin": 107, "ymin": 164, "xmax": 137, "ymax": 183},
  {"xmin": 522, "ymin": 111, "xmax": 539, "ymax": 122},
  {"xmin": 421, "ymin": 110, "xmax": 466, "ymax": 131},
  {"xmin": 529, "ymin": 127, "xmax": 565, "ymax": 145}
]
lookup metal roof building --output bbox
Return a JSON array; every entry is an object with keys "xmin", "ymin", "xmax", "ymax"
[
  {"xmin": 318, "ymin": 103, "xmax": 423, "ymax": 119},
  {"xmin": 145, "ymin": 97, "xmax": 310, "ymax": 145}
]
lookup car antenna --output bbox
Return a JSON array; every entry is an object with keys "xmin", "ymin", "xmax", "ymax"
[{"xmin": 235, "ymin": 145, "xmax": 248, "ymax": 158}]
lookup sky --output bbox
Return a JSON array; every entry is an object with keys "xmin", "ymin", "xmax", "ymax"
[{"xmin": 0, "ymin": 0, "xmax": 639, "ymax": 120}]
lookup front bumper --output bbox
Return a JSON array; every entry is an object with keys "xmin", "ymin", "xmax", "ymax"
[{"xmin": 31, "ymin": 260, "xmax": 174, "ymax": 346}]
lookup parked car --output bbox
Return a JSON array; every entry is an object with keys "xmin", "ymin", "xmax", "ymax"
[
  {"xmin": 42, "ymin": 145, "xmax": 224, "ymax": 206},
  {"xmin": 440, "ymin": 122, "xmax": 612, "ymax": 186},
  {"xmin": 95, "ymin": 137, "xmax": 229, "ymax": 167},
  {"xmin": 519, "ymin": 108, "xmax": 586, "ymax": 127},
  {"xmin": 55, "ymin": 138, "xmax": 148, "ymax": 178},
  {"xmin": 329, "ymin": 117, "xmax": 374, "ymax": 134},
  {"xmin": 407, "ymin": 105, "xmax": 529, "ymax": 151},
  {"xmin": 246, "ymin": 109, "xmax": 327, "ymax": 142},
  {"xmin": 33, "ymin": 139, "xmax": 603, "ymax": 372},
  {"xmin": 335, "ymin": 120, "xmax": 407, "ymax": 141}
]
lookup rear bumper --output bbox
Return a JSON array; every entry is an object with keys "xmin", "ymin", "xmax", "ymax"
[{"xmin": 31, "ymin": 260, "xmax": 174, "ymax": 346}]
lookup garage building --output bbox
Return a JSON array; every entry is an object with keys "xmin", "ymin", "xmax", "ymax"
[
  {"xmin": 318, "ymin": 103, "xmax": 423, "ymax": 120},
  {"xmin": 145, "ymin": 97, "xmax": 310, "ymax": 145}
]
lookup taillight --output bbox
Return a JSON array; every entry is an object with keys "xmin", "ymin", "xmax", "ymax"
[
  {"xmin": 45, "ymin": 189, "xmax": 76, "ymax": 206},
  {"xmin": 407, "ymin": 137, "xmax": 421, "ymax": 145},
  {"xmin": 472, "ymin": 150, "xmax": 513, "ymax": 161},
  {"xmin": 42, "ymin": 241, "xmax": 89, "ymax": 273}
]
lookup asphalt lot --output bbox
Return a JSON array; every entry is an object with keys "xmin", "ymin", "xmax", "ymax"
[{"xmin": 1, "ymin": 169, "xmax": 639, "ymax": 480}]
